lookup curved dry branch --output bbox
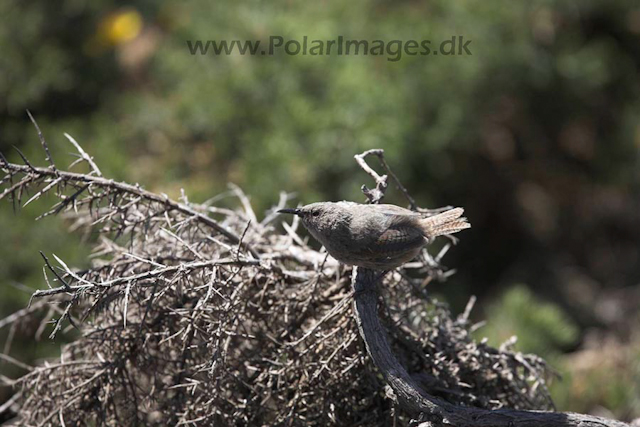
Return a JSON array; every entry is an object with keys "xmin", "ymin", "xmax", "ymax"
[{"xmin": 352, "ymin": 268, "xmax": 629, "ymax": 427}]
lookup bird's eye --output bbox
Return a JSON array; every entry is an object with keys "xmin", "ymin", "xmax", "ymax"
[{"xmin": 312, "ymin": 210, "xmax": 320, "ymax": 217}]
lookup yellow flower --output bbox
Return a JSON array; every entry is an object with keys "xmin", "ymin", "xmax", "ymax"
[{"xmin": 101, "ymin": 9, "xmax": 143, "ymax": 46}]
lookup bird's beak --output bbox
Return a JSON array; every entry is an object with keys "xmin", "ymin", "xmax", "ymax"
[{"xmin": 278, "ymin": 208, "xmax": 302, "ymax": 216}]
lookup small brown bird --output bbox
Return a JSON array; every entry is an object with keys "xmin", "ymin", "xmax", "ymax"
[{"xmin": 278, "ymin": 202, "xmax": 470, "ymax": 270}]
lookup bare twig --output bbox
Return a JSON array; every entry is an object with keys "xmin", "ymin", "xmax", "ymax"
[
  {"xmin": 26, "ymin": 110, "xmax": 56, "ymax": 170},
  {"xmin": 0, "ymin": 152, "xmax": 9, "ymax": 169},
  {"xmin": 354, "ymin": 149, "xmax": 389, "ymax": 204},
  {"xmin": 354, "ymin": 148, "xmax": 417, "ymax": 209},
  {"xmin": 12, "ymin": 146, "xmax": 36, "ymax": 171},
  {"xmin": 39, "ymin": 251, "xmax": 71, "ymax": 290},
  {"xmin": 63, "ymin": 133, "xmax": 101, "ymax": 176}
]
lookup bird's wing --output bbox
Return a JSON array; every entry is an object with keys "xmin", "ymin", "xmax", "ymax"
[
  {"xmin": 341, "ymin": 226, "xmax": 425, "ymax": 262},
  {"xmin": 373, "ymin": 226, "xmax": 427, "ymax": 255}
]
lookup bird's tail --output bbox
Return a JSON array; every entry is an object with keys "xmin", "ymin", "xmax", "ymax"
[{"xmin": 418, "ymin": 208, "xmax": 471, "ymax": 239}]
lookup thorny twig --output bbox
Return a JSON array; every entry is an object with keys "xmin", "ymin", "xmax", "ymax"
[
  {"xmin": 26, "ymin": 110, "xmax": 56, "ymax": 171},
  {"xmin": 63, "ymin": 133, "xmax": 101, "ymax": 177},
  {"xmin": 1, "ymin": 163, "xmax": 258, "ymax": 258}
]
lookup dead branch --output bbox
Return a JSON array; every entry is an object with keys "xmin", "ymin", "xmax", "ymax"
[{"xmin": 1, "ymin": 162, "xmax": 258, "ymax": 258}]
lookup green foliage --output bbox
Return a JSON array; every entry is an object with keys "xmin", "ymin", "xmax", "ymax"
[{"xmin": 477, "ymin": 284, "xmax": 578, "ymax": 356}]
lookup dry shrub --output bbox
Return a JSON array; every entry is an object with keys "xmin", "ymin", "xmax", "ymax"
[{"xmin": 0, "ymin": 133, "xmax": 553, "ymax": 426}]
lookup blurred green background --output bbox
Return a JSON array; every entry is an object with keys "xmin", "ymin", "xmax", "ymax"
[{"xmin": 1, "ymin": 0, "xmax": 640, "ymax": 422}]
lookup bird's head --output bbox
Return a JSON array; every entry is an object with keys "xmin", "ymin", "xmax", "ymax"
[{"xmin": 278, "ymin": 202, "xmax": 349, "ymax": 238}]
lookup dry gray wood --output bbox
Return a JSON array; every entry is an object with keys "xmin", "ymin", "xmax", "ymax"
[{"xmin": 352, "ymin": 268, "xmax": 629, "ymax": 426}]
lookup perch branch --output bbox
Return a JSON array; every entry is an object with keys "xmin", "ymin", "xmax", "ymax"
[{"xmin": 352, "ymin": 268, "xmax": 629, "ymax": 426}]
